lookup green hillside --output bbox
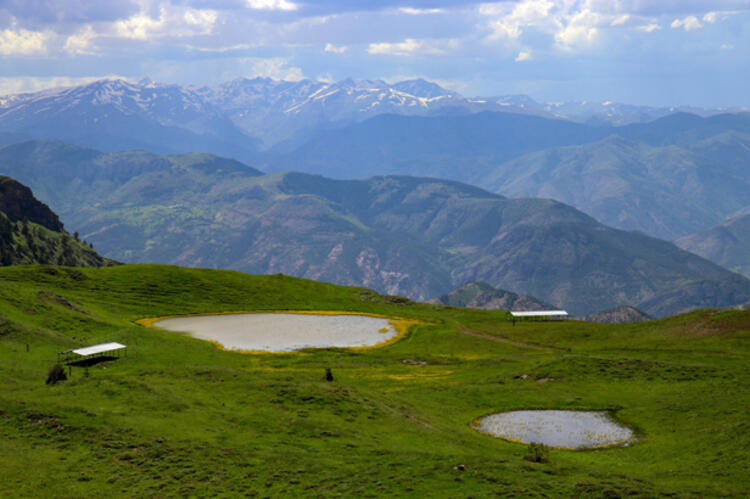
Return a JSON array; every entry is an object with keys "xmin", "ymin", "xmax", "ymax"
[{"xmin": 0, "ymin": 264, "xmax": 748, "ymax": 496}]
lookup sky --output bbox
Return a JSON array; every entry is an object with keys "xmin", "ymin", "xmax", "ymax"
[{"xmin": 0, "ymin": 0, "xmax": 748, "ymax": 107}]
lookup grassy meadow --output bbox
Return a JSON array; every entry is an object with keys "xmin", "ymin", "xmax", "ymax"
[{"xmin": 0, "ymin": 264, "xmax": 748, "ymax": 497}]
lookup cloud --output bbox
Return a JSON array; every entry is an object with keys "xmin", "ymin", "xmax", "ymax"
[
  {"xmin": 114, "ymin": 9, "xmax": 167, "ymax": 40},
  {"xmin": 0, "ymin": 75, "xmax": 130, "ymax": 96},
  {"xmin": 515, "ymin": 50, "xmax": 531, "ymax": 61},
  {"xmin": 63, "ymin": 25, "xmax": 97, "ymax": 55},
  {"xmin": 397, "ymin": 7, "xmax": 444, "ymax": 15},
  {"xmin": 481, "ymin": 0, "xmax": 555, "ymax": 41},
  {"xmin": 246, "ymin": 0, "xmax": 298, "ymax": 11},
  {"xmin": 610, "ymin": 14, "xmax": 630, "ymax": 26},
  {"xmin": 324, "ymin": 42, "xmax": 348, "ymax": 53},
  {"xmin": 0, "ymin": 0, "xmax": 140, "ymax": 27},
  {"xmin": 0, "ymin": 26, "xmax": 49, "ymax": 55},
  {"xmin": 246, "ymin": 57, "xmax": 304, "ymax": 80},
  {"xmin": 554, "ymin": 8, "xmax": 601, "ymax": 49},
  {"xmin": 111, "ymin": 6, "xmax": 218, "ymax": 41},
  {"xmin": 636, "ymin": 23, "xmax": 662, "ymax": 32},
  {"xmin": 671, "ymin": 16, "xmax": 702, "ymax": 30},
  {"xmin": 367, "ymin": 38, "xmax": 458, "ymax": 56}
]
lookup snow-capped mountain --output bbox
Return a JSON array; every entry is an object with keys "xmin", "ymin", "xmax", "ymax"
[
  {"xmin": 0, "ymin": 76, "xmax": 745, "ymax": 159},
  {"xmin": 195, "ymin": 77, "xmax": 531, "ymax": 149},
  {"xmin": 486, "ymin": 96, "xmax": 749, "ymax": 126},
  {"xmin": 0, "ymin": 79, "xmax": 259, "ymax": 161}
]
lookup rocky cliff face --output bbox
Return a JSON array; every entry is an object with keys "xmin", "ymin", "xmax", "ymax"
[
  {"xmin": 0, "ymin": 176, "xmax": 64, "ymax": 231},
  {"xmin": 0, "ymin": 176, "xmax": 112, "ymax": 267}
]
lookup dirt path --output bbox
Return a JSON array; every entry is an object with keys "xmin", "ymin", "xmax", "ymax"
[{"xmin": 459, "ymin": 328, "xmax": 565, "ymax": 352}]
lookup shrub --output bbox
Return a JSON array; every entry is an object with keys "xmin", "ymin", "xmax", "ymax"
[
  {"xmin": 325, "ymin": 368, "xmax": 334, "ymax": 382},
  {"xmin": 524, "ymin": 443, "xmax": 549, "ymax": 463},
  {"xmin": 46, "ymin": 364, "xmax": 67, "ymax": 385}
]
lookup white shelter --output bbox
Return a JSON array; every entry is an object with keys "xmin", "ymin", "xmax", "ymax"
[
  {"xmin": 510, "ymin": 310, "xmax": 568, "ymax": 318},
  {"xmin": 59, "ymin": 342, "xmax": 127, "ymax": 365},
  {"xmin": 510, "ymin": 310, "xmax": 568, "ymax": 324}
]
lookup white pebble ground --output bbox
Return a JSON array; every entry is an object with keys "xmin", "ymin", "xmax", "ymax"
[
  {"xmin": 153, "ymin": 313, "xmax": 397, "ymax": 352},
  {"xmin": 476, "ymin": 410, "xmax": 634, "ymax": 449}
]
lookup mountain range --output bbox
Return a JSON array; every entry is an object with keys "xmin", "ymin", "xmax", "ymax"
[
  {"xmin": 1, "ymin": 139, "xmax": 749, "ymax": 317},
  {"xmin": 676, "ymin": 208, "xmax": 750, "ymax": 279},
  {"xmin": 1, "ymin": 77, "xmax": 744, "ymax": 154},
  {"xmin": 275, "ymin": 111, "xmax": 750, "ymax": 240}
]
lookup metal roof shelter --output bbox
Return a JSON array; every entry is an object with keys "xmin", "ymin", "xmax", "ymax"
[
  {"xmin": 58, "ymin": 342, "xmax": 127, "ymax": 366},
  {"xmin": 510, "ymin": 310, "xmax": 568, "ymax": 325},
  {"xmin": 510, "ymin": 310, "xmax": 569, "ymax": 318}
]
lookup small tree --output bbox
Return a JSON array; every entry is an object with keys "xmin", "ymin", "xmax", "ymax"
[{"xmin": 46, "ymin": 364, "xmax": 67, "ymax": 385}]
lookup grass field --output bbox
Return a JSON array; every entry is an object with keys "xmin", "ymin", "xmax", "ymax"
[{"xmin": 1, "ymin": 264, "xmax": 748, "ymax": 497}]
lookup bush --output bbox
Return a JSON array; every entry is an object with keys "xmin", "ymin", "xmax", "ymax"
[
  {"xmin": 524, "ymin": 443, "xmax": 549, "ymax": 463},
  {"xmin": 46, "ymin": 364, "xmax": 67, "ymax": 385},
  {"xmin": 325, "ymin": 368, "xmax": 334, "ymax": 382}
]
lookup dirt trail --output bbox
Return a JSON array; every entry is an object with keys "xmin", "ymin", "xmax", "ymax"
[{"xmin": 459, "ymin": 328, "xmax": 565, "ymax": 352}]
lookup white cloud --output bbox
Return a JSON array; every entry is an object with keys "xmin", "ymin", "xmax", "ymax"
[
  {"xmin": 367, "ymin": 38, "xmax": 458, "ymax": 56},
  {"xmin": 0, "ymin": 27, "xmax": 49, "ymax": 55},
  {"xmin": 636, "ymin": 23, "xmax": 662, "ymax": 32},
  {"xmin": 246, "ymin": 58, "xmax": 304, "ymax": 80},
  {"xmin": 398, "ymin": 7, "xmax": 444, "ymax": 15},
  {"xmin": 481, "ymin": 0, "xmax": 555, "ymax": 41},
  {"xmin": 610, "ymin": 14, "xmax": 630, "ymax": 26},
  {"xmin": 114, "ymin": 9, "xmax": 167, "ymax": 40},
  {"xmin": 515, "ymin": 50, "xmax": 532, "ymax": 61},
  {"xmin": 246, "ymin": 0, "xmax": 298, "ymax": 11},
  {"xmin": 703, "ymin": 11, "xmax": 718, "ymax": 23},
  {"xmin": 184, "ymin": 43, "xmax": 257, "ymax": 53},
  {"xmin": 183, "ymin": 9, "xmax": 219, "ymax": 31},
  {"xmin": 63, "ymin": 25, "xmax": 97, "ymax": 55},
  {"xmin": 555, "ymin": 9, "xmax": 601, "ymax": 49},
  {"xmin": 324, "ymin": 42, "xmax": 348, "ymax": 53},
  {"xmin": 0, "ymin": 75, "xmax": 130, "ymax": 96},
  {"xmin": 671, "ymin": 16, "xmax": 702, "ymax": 31},
  {"xmin": 112, "ymin": 7, "xmax": 218, "ymax": 41},
  {"xmin": 720, "ymin": 43, "xmax": 734, "ymax": 50}
]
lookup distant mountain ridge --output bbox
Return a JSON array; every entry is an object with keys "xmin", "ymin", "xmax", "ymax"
[
  {"xmin": 2, "ymin": 140, "xmax": 749, "ymax": 317},
  {"xmin": 480, "ymin": 133, "xmax": 750, "ymax": 239},
  {"xmin": 579, "ymin": 306, "xmax": 651, "ymax": 324},
  {"xmin": 277, "ymin": 111, "xmax": 750, "ymax": 240},
  {"xmin": 429, "ymin": 282, "xmax": 552, "ymax": 311},
  {"xmin": 676, "ymin": 209, "xmax": 750, "ymax": 279}
]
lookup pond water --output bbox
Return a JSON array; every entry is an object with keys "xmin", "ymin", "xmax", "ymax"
[
  {"xmin": 475, "ymin": 410, "xmax": 634, "ymax": 449},
  {"xmin": 152, "ymin": 313, "xmax": 397, "ymax": 352}
]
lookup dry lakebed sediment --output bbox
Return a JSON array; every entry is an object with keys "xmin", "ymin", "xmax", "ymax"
[{"xmin": 150, "ymin": 312, "xmax": 400, "ymax": 352}]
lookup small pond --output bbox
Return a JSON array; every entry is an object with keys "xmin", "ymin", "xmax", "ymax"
[
  {"xmin": 475, "ymin": 410, "xmax": 634, "ymax": 449},
  {"xmin": 152, "ymin": 313, "xmax": 398, "ymax": 352}
]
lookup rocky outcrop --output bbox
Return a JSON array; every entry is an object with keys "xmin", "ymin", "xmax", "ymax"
[{"xmin": 0, "ymin": 176, "xmax": 63, "ymax": 231}]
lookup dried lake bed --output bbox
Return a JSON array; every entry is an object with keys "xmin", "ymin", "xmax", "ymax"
[
  {"xmin": 151, "ymin": 312, "xmax": 400, "ymax": 352},
  {"xmin": 475, "ymin": 410, "xmax": 634, "ymax": 449}
]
